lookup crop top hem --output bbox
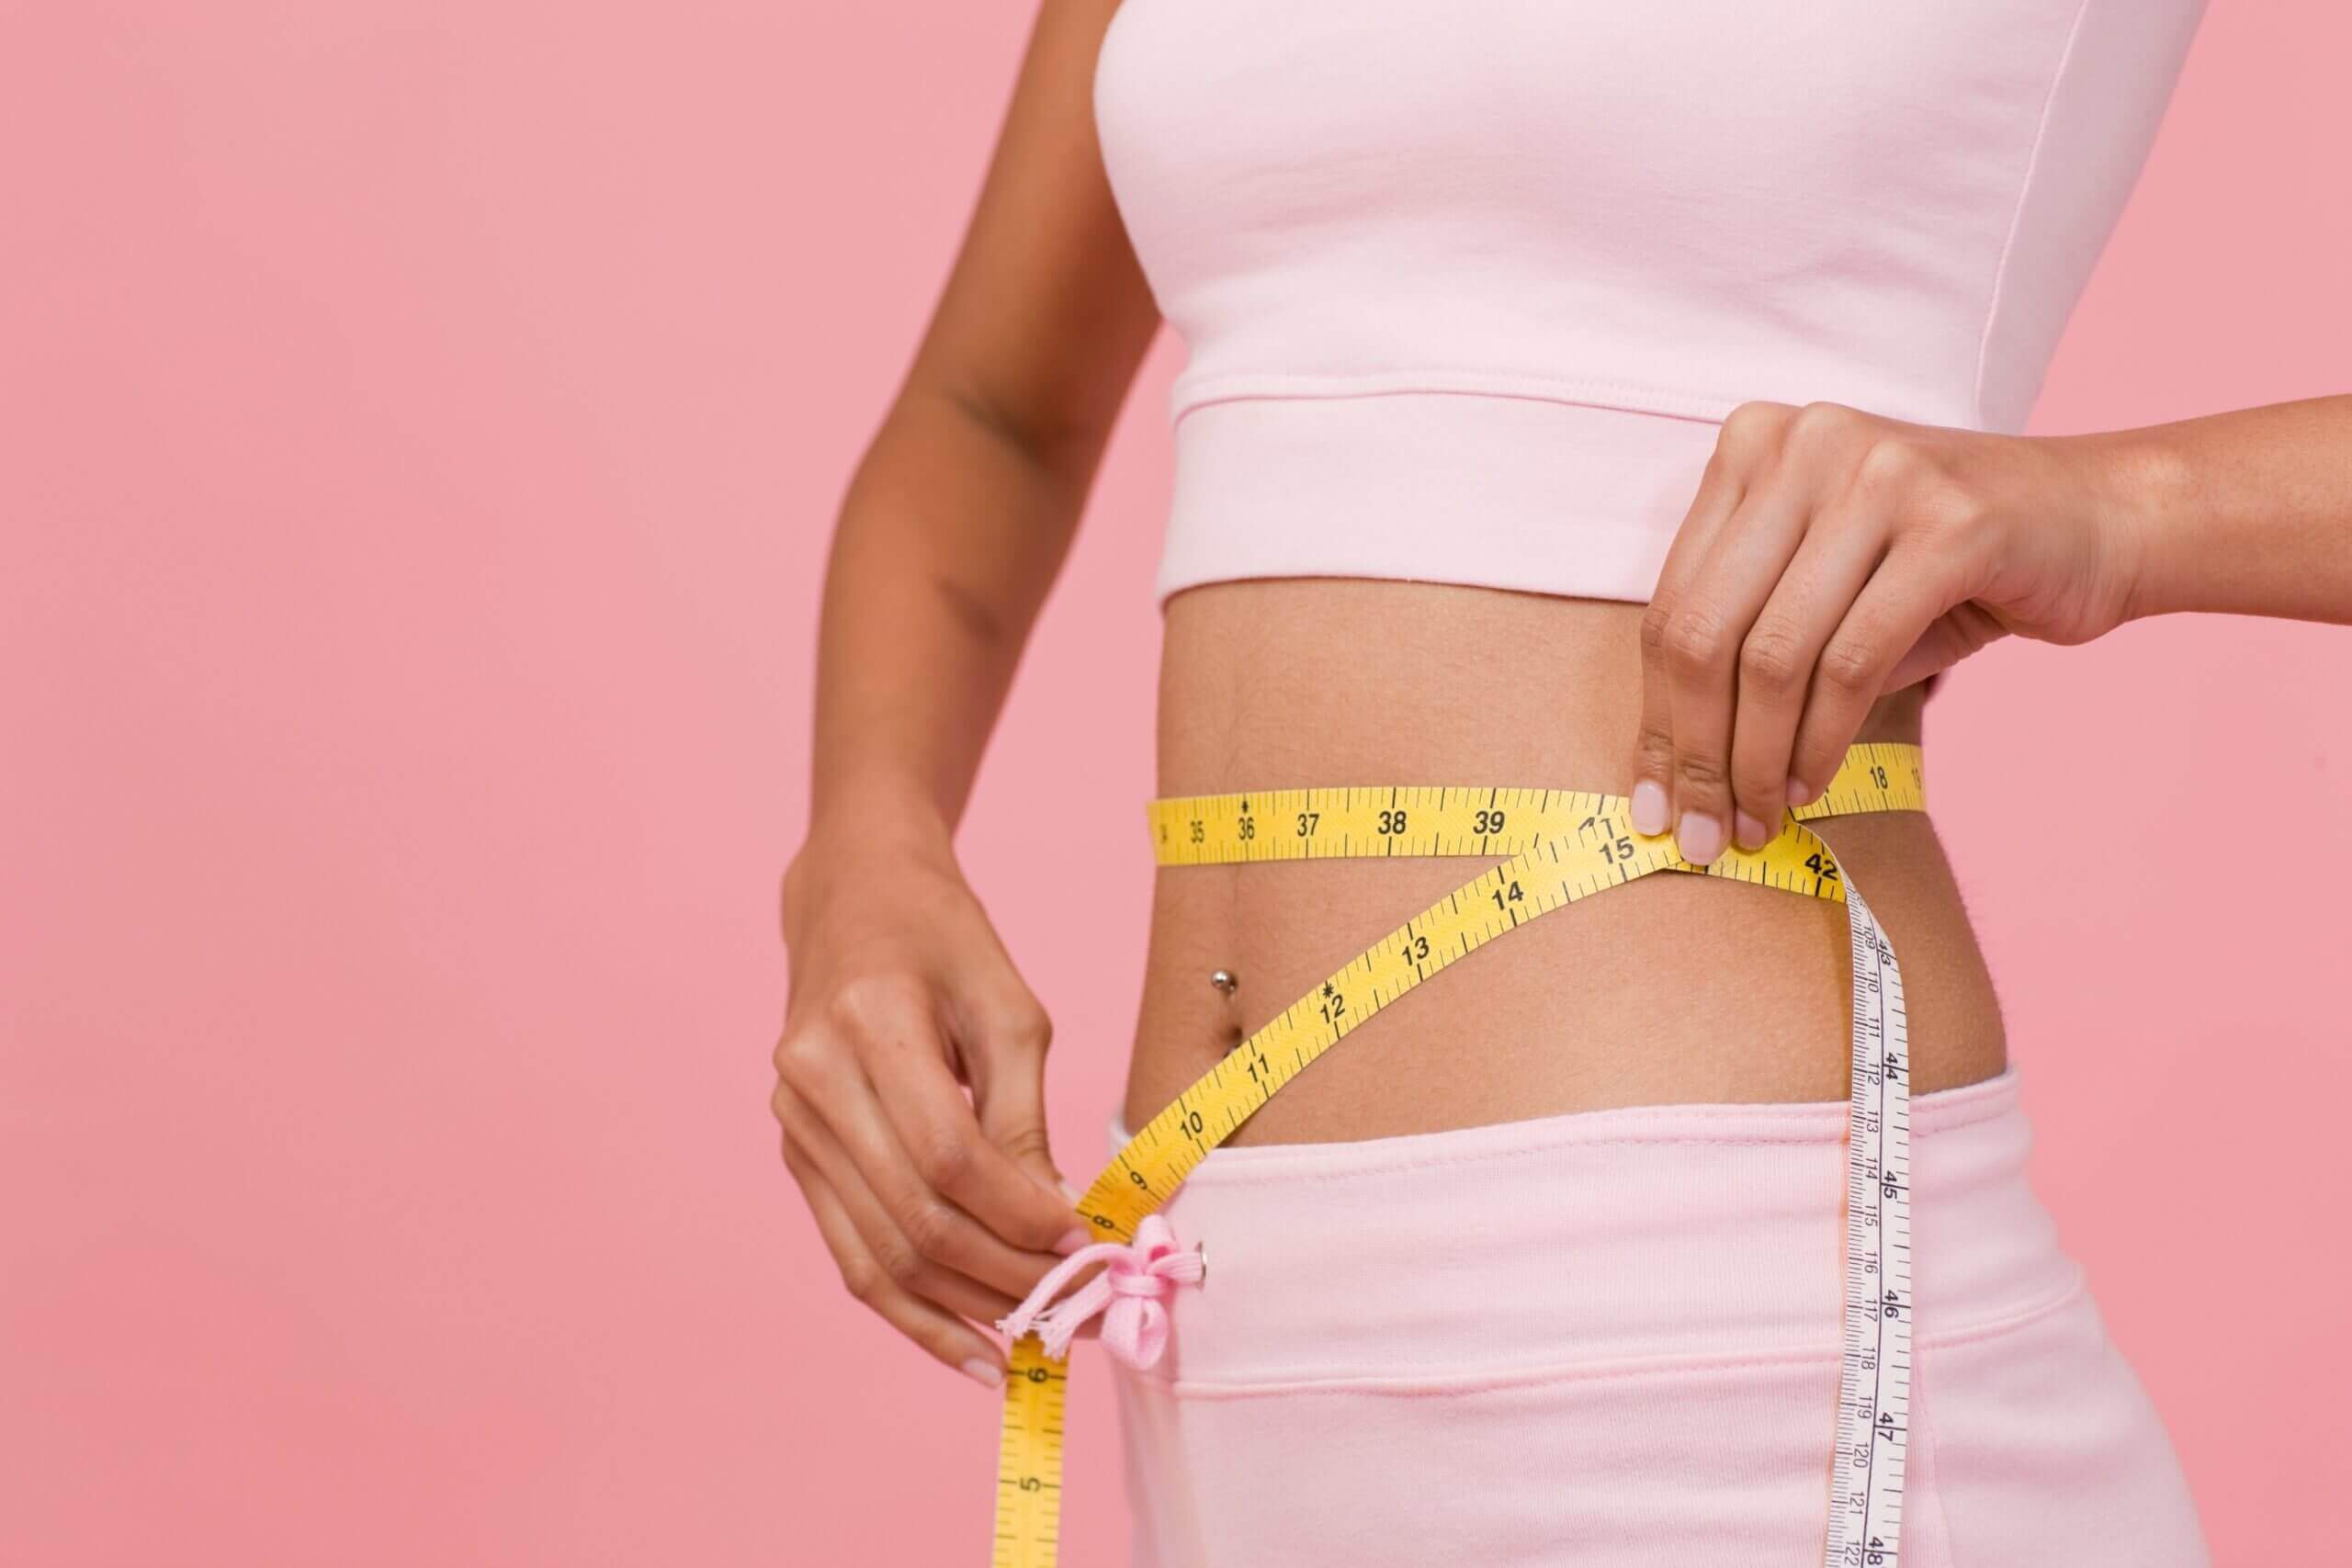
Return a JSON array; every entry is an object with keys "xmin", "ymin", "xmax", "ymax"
[
  {"xmin": 1155, "ymin": 389, "xmax": 1728, "ymax": 607},
  {"xmin": 1170, "ymin": 369, "xmax": 1749, "ymax": 430}
]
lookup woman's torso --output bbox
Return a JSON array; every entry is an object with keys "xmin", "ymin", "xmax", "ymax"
[
  {"xmin": 1098, "ymin": 0, "xmax": 2205, "ymax": 1140},
  {"xmin": 1120, "ymin": 581, "xmax": 2005, "ymax": 1144}
]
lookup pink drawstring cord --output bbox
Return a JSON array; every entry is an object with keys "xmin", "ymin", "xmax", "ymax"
[{"xmin": 995, "ymin": 1213, "xmax": 1204, "ymax": 1369}]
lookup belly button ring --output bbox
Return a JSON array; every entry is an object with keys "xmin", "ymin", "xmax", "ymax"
[{"xmin": 1211, "ymin": 971, "xmax": 1243, "ymax": 1055}]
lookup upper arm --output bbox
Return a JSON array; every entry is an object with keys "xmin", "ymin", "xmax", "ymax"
[{"xmin": 901, "ymin": 0, "xmax": 1162, "ymax": 472}]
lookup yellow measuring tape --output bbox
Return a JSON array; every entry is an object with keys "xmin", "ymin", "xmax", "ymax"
[{"xmin": 989, "ymin": 742, "xmax": 1927, "ymax": 1566}]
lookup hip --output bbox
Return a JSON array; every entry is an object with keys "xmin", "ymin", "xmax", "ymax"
[{"xmin": 1102, "ymin": 1070, "xmax": 2209, "ymax": 1567}]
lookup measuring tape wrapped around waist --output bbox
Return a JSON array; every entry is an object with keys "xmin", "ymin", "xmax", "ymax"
[{"xmin": 989, "ymin": 741, "xmax": 1925, "ymax": 1568}]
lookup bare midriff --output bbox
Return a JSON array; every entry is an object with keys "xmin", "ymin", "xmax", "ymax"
[{"xmin": 1119, "ymin": 578, "xmax": 2007, "ymax": 1146}]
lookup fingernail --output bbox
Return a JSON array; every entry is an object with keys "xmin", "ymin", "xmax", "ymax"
[
  {"xmin": 1734, "ymin": 810, "xmax": 1770, "ymax": 851},
  {"xmin": 1787, "ymin": 774, "xmax": 1817, "ymax": 807},
  {"xmin": 1676, "ymin": 810, "xmax": 1724, "ymax": 865},
  {"xmin": 1630, "ymin": 779, "xmax": 1669, "ymax": 836},
  {"xmin": 961, "ymin": 1357, "xmax": 1005, "ymax": 1389},
  {"xmin": 1054, "ymin": 1227, "xmax": 1090, "ymax": 1256}
]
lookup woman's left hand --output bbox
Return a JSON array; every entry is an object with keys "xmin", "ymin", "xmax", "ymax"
[{"xmin": 1629, "ymin": 400, "xmax": 2145, "ymax": 863}]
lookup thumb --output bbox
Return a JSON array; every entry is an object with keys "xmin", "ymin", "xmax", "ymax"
[
  {"xmin": 1886, "ymin": 605, "xmax": 2007, "ymax": 695},
  {"xmin": 967, "ymin": 1013, "xmax": 1073, "ymax": 1207}
]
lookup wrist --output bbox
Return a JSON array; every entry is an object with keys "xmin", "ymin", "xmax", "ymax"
[
  {"xmin": 807, "ymin": 766, "xmax": 958, "ymax": 850},
  {"xmin": 2086, "ymin": 423, "xmax": 2196, "ymax": 624},
  {"xmin": 788, "ymin": 773, "xmax": 958, "ymax": 919}
]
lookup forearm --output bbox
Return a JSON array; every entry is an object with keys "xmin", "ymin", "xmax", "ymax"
[
  {"xmin": 2105, "ymin": 394, "xmax": 2352, "ymax": 624},
  {"xmin": 806, "ymin": 389, "xmax": 1095, "ymax": 846}
]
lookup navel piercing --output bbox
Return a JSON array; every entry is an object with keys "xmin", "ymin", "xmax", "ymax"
[{"xmin": 1208, "ymin": 969, "xmax": 1238, "ymax": 995}]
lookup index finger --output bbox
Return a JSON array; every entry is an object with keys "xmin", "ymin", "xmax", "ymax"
[
  {"xmin": 866, "ymin": 1032, "xmax": 1086, "ymax": 1258},
  {"xmin": 1633, "ymin": 444, "xmax": 1747, "ymax": 834}
]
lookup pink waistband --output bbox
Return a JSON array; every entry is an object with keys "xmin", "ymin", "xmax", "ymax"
[{"xmin": 1096, "ymin": 1069, "xmax": 2078, "ymax": 1392}]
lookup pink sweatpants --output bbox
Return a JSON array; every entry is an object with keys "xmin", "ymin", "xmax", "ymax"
[{"xmin": 1102, "ymin": 1068, "xmax": 2208, "ymax": 1566}]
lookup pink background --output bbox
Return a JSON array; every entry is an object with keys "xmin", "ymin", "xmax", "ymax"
[{"xmin": 4, "ymin": 4, "xmax": 2347, "ymax": 1562}]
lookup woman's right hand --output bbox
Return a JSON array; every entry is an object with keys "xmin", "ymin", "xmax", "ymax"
[{"xmin": 773, "ymin": 801, "xmax": 1088, "ymax": 1388}]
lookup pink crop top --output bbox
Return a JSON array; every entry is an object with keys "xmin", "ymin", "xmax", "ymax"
[{"xmin": 1092, "ymin": 0, "xmax": 2207, "ymax": 605}]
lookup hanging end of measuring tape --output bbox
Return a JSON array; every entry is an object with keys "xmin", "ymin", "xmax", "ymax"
[{"xmin": 993, "ymin": 1335, "xmax": 1070, "ymax": 1568}]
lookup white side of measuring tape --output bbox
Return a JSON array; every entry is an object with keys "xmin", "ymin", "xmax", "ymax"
[{"xmin": 1825, "ymin": 881, "xmax": 1912, "ymax": 1568}]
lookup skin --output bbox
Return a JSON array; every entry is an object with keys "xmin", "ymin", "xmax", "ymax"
[
  {"xmin": 775, "ymin": 0, "xmax": 2352, "ymax": 1387},
  {"xmin": 1123, "ymin": 587, "xmax": 2001, "ymax": 1148}
]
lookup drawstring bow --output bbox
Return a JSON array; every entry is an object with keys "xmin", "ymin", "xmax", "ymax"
[{"xmin": 995, "ymin": 1213, "xmax": 1204, "ymax": 1369}]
